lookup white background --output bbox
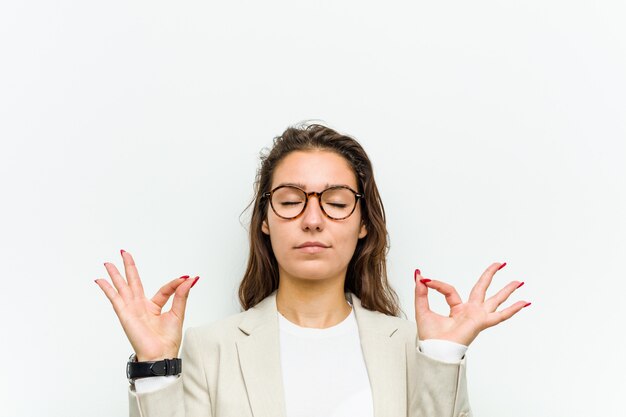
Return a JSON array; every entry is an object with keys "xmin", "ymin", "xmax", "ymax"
[{"xmin": 1, "ymin": 1, "xmax": 624, "ymax": 416}]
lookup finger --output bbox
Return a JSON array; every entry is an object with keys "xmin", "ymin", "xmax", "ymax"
[
  {"xmin": 169, "ymin": 276, "xmax": 199, "ymax": 322},
  {"xmin": 484, "ymin": 281, "xmax": 523, "ymax": 312},
  {"xmin": 103, "ymin": 262, "xmax": 133, "ymax": 300},
  {"xmin": 468, "ymin": 262, "xmax": 506, "ymax": 303},
  {"xmin": 414, "ymin": 269, "xmax": 431, "ymax": 319},
  {"xmin": 151, "ymin": 276, "xmax": 190, "ymax": 310},
  {"xmin": 421, "ymin": 279, "xmax": 463, "ymax": 308},
  {"xmin": 484, "ymin": 300, "xmax": 530, "ymax": 328},
  {"xmin": 121, "ymin": 250, "xmax": 145, "ymax": 298},
  {"xmin": 94, "ymin": 278, "xmax": 125, "ymax": 316}
]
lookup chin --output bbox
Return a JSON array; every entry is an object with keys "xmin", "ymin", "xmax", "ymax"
[{"xmin": 284, "ymin": 264, "xmax": 338, "ymax": 280}]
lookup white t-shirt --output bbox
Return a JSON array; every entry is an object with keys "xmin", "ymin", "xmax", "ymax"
[{"xmin": 278, "ymin": 302, "xmax": 373, "ymax": 417}]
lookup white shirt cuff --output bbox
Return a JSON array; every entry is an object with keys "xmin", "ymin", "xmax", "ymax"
[
  {"xmin": 133, "ymin": 375, "xmax": 179, "ymax": 393},
  {"xmin": 417, "ymin": 339, "xmax": 468, "ymax": 363}
]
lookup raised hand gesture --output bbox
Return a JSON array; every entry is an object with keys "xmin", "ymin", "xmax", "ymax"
[
  {"xmin": 94, "ymin": 249, "xmax": 200, "ymax": 361},
  {"xmin": 414, "ymin": 262, "xmax": 530, "ymax": 346}
]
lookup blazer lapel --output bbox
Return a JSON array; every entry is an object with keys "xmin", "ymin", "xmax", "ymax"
[
  {"xmin": 349, "ymin": 292, "xmax": 408, "ymax": 417},
  {"xmin": 236, "ymin": 290, "xmax": 287, "ymax": 417},
  {"xmin": 235, "ymin": 290, "xmax": 407, "ymax": 417}
]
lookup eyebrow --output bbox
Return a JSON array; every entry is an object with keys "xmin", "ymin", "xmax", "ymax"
[{"xmin": 275, "ymin": 182, "xmax": 353, "ymax": 190}]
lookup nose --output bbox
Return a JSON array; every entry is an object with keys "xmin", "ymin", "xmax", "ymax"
[{"xmin": 301, "ymin": 194, "xmax": 325, "ymax": 230}]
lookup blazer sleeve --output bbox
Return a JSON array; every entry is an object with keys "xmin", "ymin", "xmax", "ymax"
[
  {"xmin": 407, "ymin": 339, "xmax": 472, "ymax": 417},
  {"xmin": 128, "ymin": 327, "xmax": 213, "ymax": 417}
]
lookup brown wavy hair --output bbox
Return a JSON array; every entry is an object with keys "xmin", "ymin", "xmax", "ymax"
[{"xmin": 238, "ymin": 121, "xmax": 405, "ymax": 318}]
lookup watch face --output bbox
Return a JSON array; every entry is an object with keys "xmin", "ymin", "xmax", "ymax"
[{"xmin": 126, "ymin": 353, "xmax": 137, "ymax": 381}]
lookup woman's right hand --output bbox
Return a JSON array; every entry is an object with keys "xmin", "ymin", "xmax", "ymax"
[{"xmin": 94, "ymin": 249, "xmax": 200, "ymax": 361}]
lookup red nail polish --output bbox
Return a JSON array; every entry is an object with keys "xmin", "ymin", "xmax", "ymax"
[
  {"xmin": 179, "ymin": 275, "xmax": 190, "ymax": 280},
  {"xmin": 497, "ymin": 262, "xmax": 507, "ymax": 271},
  {"xmin": 120, "ymin": 249, "xmax": 126, "ymax": 255},
  {"xmin": 191, "ymin": 276, "xmax": 200, "ymax": 288},
  {"xmin": 523, "ymin": 302, "xmax": 531, "ymax": 308},
  {"xmin": 103, "ymin": 262, "xmax": 108, "ymax": 267},
  {"xmin": 420, "ymin": 278, "xmax": 431, "ymax": 284},
  {"xmin": 414, "ymin": 269, "xmax": 421, "ymax": 281},
  {"xmin": 517, "ymin": 281, "xmax": 524, "ymax": 289}
]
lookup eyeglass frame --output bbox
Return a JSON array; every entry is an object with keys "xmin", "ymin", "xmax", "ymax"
[{"xmin": 262, "ymin": 185, "xmax": 365, "ymax": 220}]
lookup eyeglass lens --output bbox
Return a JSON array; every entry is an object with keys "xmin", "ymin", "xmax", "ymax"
[{"xmin": 271, "ymin": 187, "xmax": 356, "ymax": 219}]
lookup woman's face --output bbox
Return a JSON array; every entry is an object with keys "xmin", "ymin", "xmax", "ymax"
[{"xmin": 262, "ymin": 150, "xmax": 368, "ymax": 284}]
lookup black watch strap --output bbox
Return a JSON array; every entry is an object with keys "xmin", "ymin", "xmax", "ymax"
[{"xmin": 126, "ymin": 353, "xmax": 182, "ymax": 381}]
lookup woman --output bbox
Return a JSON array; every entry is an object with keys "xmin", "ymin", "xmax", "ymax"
[{"xmin": 95, "ymin": 123, "xmax": 530, "ymax": 417}]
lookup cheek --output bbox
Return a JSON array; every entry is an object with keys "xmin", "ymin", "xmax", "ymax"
[
  {"xmin": 332, "ymin": 223, "xmax": 362, "ymax": 253},
  {"xmin": 266, "ymin": 222, "xmax": 291, "ymax": 252},
  {"xmin": 342, "ymin": 230, "xmax": 361, "ymax": 253}
]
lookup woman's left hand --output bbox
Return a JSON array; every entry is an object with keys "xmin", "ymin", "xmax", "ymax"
[{"xmin": 414, "ymin": 262, "xmax": 530, "ymax": 346}]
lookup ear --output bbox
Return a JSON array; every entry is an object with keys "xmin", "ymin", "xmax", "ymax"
[
  {"xmin": 262, "ymin": 219, "xmax": 270, "ymax": 235},
  {"xmin": 358, "ymin": 221, "xmax": 368, "ymax": 239}
]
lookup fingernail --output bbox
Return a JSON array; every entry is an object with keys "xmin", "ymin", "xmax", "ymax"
[
  {"xmin": 517, "ymin": 281, "xmax": 524, "ymax": 289},
  {"xmin": 120, "ymin": 249, "xmax": 126, "ymax": 256},
  {"xmin": 497, "ymin": 262, "xmax": 507, "ymax": 271},
  {"xmin": 179, "ymin": 275, "xmax": 190, "ymax": 280},
  {"xmin": 523, "ymin": 302, "xmax": 531, "ymax": 308},
  {"xmin": 414, "ymin": 268, "xmax": 421, "ymax": 281},
  {"xmin": 94, "ymin": 279, "xmax": 98, "ymax": 284},
  {"xmin": 419, "ymin": 278, "xmax": 431, "ymax": 284},
  {"xmin": 191, "ymin": 276, "xmax": 200, "ymax": 288},
  {"xmin": 103, "ymin": 262, "xmax": 108, "ymax": 267}
]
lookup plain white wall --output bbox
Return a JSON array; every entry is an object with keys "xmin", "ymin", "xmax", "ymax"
[{"xmin": 1, "ymin": 1, "xmax": 624, "ymax": 416}]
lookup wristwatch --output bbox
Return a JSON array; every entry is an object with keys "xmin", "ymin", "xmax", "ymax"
[{"xmin": 126, "ymin": 353, "xmax": 182, "ymax": 385}]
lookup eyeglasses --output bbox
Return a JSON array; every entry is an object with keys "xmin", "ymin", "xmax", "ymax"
[{"xmin": 262, "ymin": 185, "xmax": 364, "ymax": 220}]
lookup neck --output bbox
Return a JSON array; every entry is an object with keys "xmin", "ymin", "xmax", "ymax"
[{"xmin": 275, "ymin": 270, "xmax": 352, "ymax": 329}]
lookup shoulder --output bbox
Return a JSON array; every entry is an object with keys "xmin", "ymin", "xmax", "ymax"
[
  {"xmin": 184, "ymin": 309, "xmax": 250, "ymax": 346},
  {"xmin": 375, "ymin": 314, "xmax": 418, "ymax": 351},
  {"xmin": 183, "ymin": 291, "xmax": 278, "ymax": 346},
  {"xmin": 349, "ymin": 292, "xmax": 417, "ymax": 341},
  {"xmin": 383, "ymin": 313, "xmax": 418, "ymax": 339}
]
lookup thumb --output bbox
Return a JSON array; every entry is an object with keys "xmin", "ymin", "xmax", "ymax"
[
  {"xmin": 414, "ymin": 269, "xmax": 431, "ymax": 319},
  {"xmin": 170, "ymin": 276, "xmax": 199, "ymax": 321}
]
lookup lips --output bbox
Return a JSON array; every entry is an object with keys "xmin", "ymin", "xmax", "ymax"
[{"xmin": 296, "ymin": 241, "xmax": 330, "ymax": 248}]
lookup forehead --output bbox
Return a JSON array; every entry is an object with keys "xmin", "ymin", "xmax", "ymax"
[{"xmin": 271, "ymin": 150, "xmax": 357, "ymax": 191}]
